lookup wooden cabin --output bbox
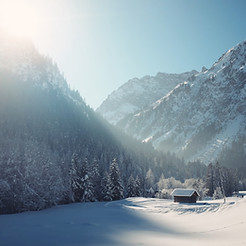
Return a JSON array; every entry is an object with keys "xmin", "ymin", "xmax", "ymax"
[{"xmin": 171, "ymin": 188, "xmax": 200, "ymax": 203}]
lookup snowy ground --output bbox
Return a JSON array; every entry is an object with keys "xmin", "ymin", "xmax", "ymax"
[{"xmin": 0, "ymin": 197, "xmax": 245, "ymax": 246}]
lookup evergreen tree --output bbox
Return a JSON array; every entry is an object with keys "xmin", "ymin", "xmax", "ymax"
[
  {"xmin": 108, "ymin": 158, "xmax": 124, "ymax": 200},
  {"xmin": 127, "ymin": 175, "xmax": 136, "ymax": 197},
  {"xmin": 205, "ymin": 162, "xmax": 239, "ymax": 198},
  {"xmin": 101, "ymin": 171, "xmax": 112, "ymax": 201},
  {"xmin": 206, "ymin": 163, "xmax": 215, "ymax": 197},
  {"xmin": 157, "ymin": 173, "xmax": 165, "ymax": 191},
  {"xmin": 80, "ymin": 159, "xmax": 95, "ymax": 202},
  {"xmin": 91, "ymin": 158, "xmax": 101, "ymax": 201},
  {"xmin": 135, "ymin": 175, "xmax": 142, "ymax": 197},
  {"xmin": 70, "ymin": 153, "xmax": 83, "ymax": 202},
  {"xmin": 213, "ymin": 162, "xmax": 225, "ymax": 196},
  {"xmin": 145, "ymin": 168, "xmax": 155, "ymax": 197}
]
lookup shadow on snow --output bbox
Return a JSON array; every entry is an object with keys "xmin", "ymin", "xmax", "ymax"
[{"xmin": 0, "ymin": 199, "xmax": 187, "ymax": 246}]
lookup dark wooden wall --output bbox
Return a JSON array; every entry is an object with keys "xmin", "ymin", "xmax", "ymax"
[{"xmin": 174, "ymin": 194, "xmax": 198, "ymax": 203}]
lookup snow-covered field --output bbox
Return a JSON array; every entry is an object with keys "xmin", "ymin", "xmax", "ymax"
[{"xmin": 0, "ymin": 197, "xmax": 245, "ymax": 246}]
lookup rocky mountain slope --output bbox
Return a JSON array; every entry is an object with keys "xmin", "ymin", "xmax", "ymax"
[
  {"xmin": 98, "ymin": 41, "xmax": 246, "ymax": 164},
  {"xmin": 97, "ymin": 70, "xmax": 198, "ymax": 125}
]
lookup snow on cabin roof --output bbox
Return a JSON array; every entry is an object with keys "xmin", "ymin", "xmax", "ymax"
[{"xmin": 171, "ymin": 188, "xmax": 199, "ymax": 197}]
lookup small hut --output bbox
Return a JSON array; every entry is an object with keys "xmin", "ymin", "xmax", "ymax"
[{"xmin": 171, "ymin": 188, "xmax": 200, "ymax": 203}]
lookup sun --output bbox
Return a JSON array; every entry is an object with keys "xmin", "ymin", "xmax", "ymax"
[{"xmin": 0, "ymin": 1, "xmax": 40, "ymax": 38}]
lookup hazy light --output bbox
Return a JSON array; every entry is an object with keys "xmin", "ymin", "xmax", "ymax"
[{"xmin": 0, "ymin": 1, "xmax": 40, "ymax": 38}]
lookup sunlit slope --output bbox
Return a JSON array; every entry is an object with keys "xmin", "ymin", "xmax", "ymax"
[{"xmin": 0, "ymin": 197, "xmax": 245, "ymax": 246}]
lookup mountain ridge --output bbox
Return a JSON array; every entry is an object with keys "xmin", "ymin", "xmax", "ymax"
[
  {"xmin": 98, "ymin": 40, "xmax": 246, "ymax": 164},
  {"xmin": 97, "ymin": 70, "xmax": 198, "ymax": 125}
]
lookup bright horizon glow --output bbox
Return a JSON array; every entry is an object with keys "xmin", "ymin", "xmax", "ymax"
[{"xmin": 0, "ymin": 1, "xmax": 40, "ymax": 38}]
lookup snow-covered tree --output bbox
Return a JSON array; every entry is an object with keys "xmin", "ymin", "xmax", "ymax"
[
  {"xmin": 206, "ymin": 163, "xmax": 215, "ymax": 197},
  {"xmin": 70, "ymin": 153, "xmax": 83, "ymax": 202},
  {"xmin": 157, "ymin": 173, "xmax": 165, "ymax": 191},
  {"xmin": 0, "ymin": 180, "xmax": 12, "ymax": 213},
  {"xmin": 223, "ymin": 168, "xmax": 238, "ymax": 196},
  {"xmin": 101, "ymin": 171, "xmax": 112, "ymax": 201},
  {"xmin": 156, "ymin": 176, "xmax": 183, "ymax": 199},
  {"xmin": 80, "ymin": 159, "xmax": 95, "ymax": 202},
  {"xmin": 90, "ymin": 158, "xmax": 101, "ymax": 201},
  {"xmin": 108, "ymin": 158, "xmax": 124, "ymax": 200},
  {"xmin": 135, "ymin": 175, "xmax": 142, "ymax": 197},
  {"xmin": 145, "ymin": 168, "xmax": 155, "ymax": 196},
  {"xmin": 213, "ymin": 162, "xmax": 225, "ymax": 196},
  {"xmin": 127, "ymin": 175, "xmax": 136, "ymax": 197},
  {"xmin": 164, "ymin": 177, "xmax": 183, "ymax": 189},
  {"xmin": 213, "ymin": 186, "xmax": 224, "ymax": 200},
  {"xmin": 184, "ymin": 178, "xmax": 208, "ymax": 200}
]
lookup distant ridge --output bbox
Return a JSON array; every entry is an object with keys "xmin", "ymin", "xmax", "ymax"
[
  {"xmin": 97, "ymin": 41, "xmax": 246, "ymax": 165},
  {"xmin": 97, "ymin": 70, "xmax": 198, "ymax": 125}
]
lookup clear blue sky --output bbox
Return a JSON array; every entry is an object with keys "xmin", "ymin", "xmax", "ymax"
[{"xmin": 4, "ymin": 0, "xmax": 246, "ymax": 108}]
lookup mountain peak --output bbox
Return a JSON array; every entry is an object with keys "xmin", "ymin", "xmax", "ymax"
[
  {"xmin": 97, "ymin": 70, "xmax": 198, "ymax": 125},
  {"xmin": 0, "ymin": 32, "xmax": 70, "ymax": 95},
  {"xmin": 211, "ymin": 40, "xmax": 246, "ymax": 72}
]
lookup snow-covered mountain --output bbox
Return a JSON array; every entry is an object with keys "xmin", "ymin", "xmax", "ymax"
[
  {"xmin": 97, "ymin": 70, "xmax": 198, "ymax": 125},
  {"xmin": 0, "ymin": 32, "xmax": 72, "ymax": 97},
  {"xmin": 98, "ymin": 41, "xmax": 246, "ymax": 164}
]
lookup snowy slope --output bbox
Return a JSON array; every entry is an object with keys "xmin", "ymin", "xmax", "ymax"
[
  {"xmin": 0, "ymin": 196, "xmax": 245, "ymax": 246},
  {"xmin": 112, "ymin": 41, "xmax": 246, "ymax": 163},
  {"xmin": 97, "ymin": 71, "xmax": 198, "ymax": 125},
  {"xmin": 0, "ymin": 32, "xmax": 72, "ymax": 99}
]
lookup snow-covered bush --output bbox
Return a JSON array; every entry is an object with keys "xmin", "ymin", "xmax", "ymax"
[
  {"xmin": 184, "ymin": 178, "xmax": 208, "ymax": 200},
  {"xmin": 213, "ymin": 187, "xmax": 224, "ymax": 200},
  {"xmin": 155, "ymin": 189, "xmax": 172, "ymax": 199}
]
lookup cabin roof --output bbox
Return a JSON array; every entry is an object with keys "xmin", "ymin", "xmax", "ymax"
[{"xmin": 171, "ymin": 188, "xmax": 199, "ymax": 197}]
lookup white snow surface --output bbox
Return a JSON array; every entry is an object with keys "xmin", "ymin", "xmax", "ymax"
[{"xmin": 0, "ymin": 197, "xmax": 245, "ymax": 246}]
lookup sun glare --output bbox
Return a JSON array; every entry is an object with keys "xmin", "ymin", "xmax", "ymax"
[{"xmin": 0, "ymin": 1, "xmax": 39, "ymax": 38}]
